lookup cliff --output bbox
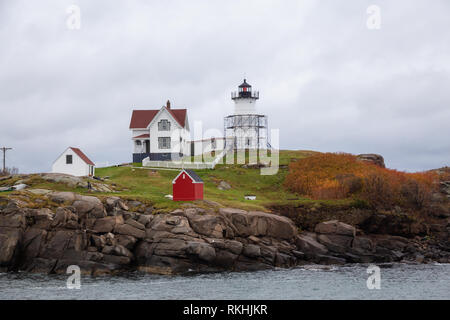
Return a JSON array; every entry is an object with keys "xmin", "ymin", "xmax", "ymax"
[{"xmin": 1, "ymin": 190, "xmax": 449, "ymax": 275}]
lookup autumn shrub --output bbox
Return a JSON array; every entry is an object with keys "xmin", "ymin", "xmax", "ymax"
[{"xmin": 284, "ymin": 152, "xmax": 439, "ymax": 208}]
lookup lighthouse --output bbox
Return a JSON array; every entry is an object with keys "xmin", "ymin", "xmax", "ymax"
[{"xmin": 225, "ymin": 79, "xmax": 268, "ymax": 150}]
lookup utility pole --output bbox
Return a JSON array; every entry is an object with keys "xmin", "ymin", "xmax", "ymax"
[{"xmin": 1, "ymin": 147, "xmax": 12, "ymax": 173}]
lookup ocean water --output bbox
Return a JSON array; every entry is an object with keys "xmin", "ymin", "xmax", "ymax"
[{"xmin": 0, "ymin": 263, "xmax": 449, "ymax": 300}]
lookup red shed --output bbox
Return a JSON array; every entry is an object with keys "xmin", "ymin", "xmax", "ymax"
[{"xmin": 172, "ymin": 169, "xmax": 204, "ymax": 201}]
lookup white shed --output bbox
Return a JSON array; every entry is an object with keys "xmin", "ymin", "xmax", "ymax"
[{"xmin": 52, "ymin": 147, "xmax": 95, "ymax": 177}]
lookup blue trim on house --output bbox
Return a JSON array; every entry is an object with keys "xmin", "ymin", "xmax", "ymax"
[{"xmin": 133, "ymin": 153, "xmax": 150, "ymax": 163}]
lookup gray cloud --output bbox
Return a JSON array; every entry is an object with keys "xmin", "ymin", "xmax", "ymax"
[{"xmin": 0, "ymin": 0, "xmax": 449, "ymax": 173}]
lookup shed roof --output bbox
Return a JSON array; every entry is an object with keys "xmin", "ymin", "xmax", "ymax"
[
  {"xmin": 69, "ymin": 147, "xmax": 95, "ymax": 166},
  {"xmin": 172, "ymin": 169, "xmax": 203, "ymax": 184}
]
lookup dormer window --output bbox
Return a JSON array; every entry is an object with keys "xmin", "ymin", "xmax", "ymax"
[{"xmin": 158, "ymin": 119, "xmax": 170, "ymax": 131}]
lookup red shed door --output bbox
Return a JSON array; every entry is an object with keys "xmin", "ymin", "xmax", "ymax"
[{"xmin": 173, "ymin": 172, "xmax": 196, "ymax": 201}]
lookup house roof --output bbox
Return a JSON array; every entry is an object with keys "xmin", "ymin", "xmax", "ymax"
[
  {"xmin": 70, "ymin": 147, "xmax": 95, "ymax": 166},
  {"xmin": 172, "ymin": 169, "xmax": 203, "ymax": 184},
  {"xmin": 129, "ymin": 107, "xmax": 187, "ymax": 129},
  {"xmin": 133, "ymin": 134, "xmax": 150, "ymax": 139}
]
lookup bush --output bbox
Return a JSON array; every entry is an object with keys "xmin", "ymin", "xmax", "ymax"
[
  {"xmin": 284, "ymin": 152, "xmax": 438, "ymax": 209},
  {"xmin": 0, "ymin": 167, "xmax": 18, "ymax": 176}
]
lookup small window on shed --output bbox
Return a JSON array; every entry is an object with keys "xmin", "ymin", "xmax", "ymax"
[
  {"xmin": 183, "ymin": 174, "xmax": 185, "ymax": 179},
  {"xmin": 66, "ymin": 155, "xmax": 72, "ymax": 164}
]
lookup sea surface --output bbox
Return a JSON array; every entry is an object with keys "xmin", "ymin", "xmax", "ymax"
[{"xmin": 0, "ymin": 263, "xmax": 449, "ymax": 300}]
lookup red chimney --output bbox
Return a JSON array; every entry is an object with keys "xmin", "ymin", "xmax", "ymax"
[{"xmin": 166, "ymin": 100, "xmax": 171, "ymax": 109}]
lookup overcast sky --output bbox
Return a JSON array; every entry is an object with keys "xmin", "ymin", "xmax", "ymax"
[{"xmin": 0, "ymin": 0, "xmax": 449, "ymax": 173}]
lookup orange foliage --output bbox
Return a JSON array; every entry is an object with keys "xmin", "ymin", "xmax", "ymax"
[{"xmin": 284, "ymin": 153, "xmax": 439, "ymax": 208}]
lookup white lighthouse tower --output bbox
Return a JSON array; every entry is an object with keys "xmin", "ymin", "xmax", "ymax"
[{"xmin": 224, "ymin": 79, "xmax": 268, "ymax": 150}]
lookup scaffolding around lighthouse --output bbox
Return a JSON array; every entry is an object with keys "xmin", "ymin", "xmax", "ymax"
[{"xmin": 224, "ymin": 79, "xmax": 269, "ymax": 150}]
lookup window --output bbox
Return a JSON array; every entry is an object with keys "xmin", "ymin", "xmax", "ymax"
[
  {"xmin": 158, "ymin": 119, "xmax": 170, "ymax": 131},
  {"xmin": 211, "ymin": 138, "xmax": 216, "ymax": 149},
  {"xmin": 66, "ymin": 155, "xmax": 72, "ymax": 164},
  {"xmin": 158, "ymin": 137, "xmax": 171, "ymax": 149},
  {"xmin": 136, "ymin": 140, "xmax": 142, "ymax": 146}
]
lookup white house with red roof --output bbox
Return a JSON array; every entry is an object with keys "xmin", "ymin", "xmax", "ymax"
[
  {"xmin": 52, "ymin": 147, "xmax": 95, "ymax": 177},
  {"xmin": 129, "ymin": 100, "xmax": 191, "ymax": 162},
  {"xmin": 129, "ymin": 80, "xmax": 268, "ymax": 165}
]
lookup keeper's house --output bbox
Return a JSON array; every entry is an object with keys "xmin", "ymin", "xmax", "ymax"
[
  {"xmin": 52, "ymin": 147, "xmax": 95, "ymax": 177},
  {"xmin": 172, "ymin": 169, "xmax": 204, "ymax": 201},
  {"xmin": 129, "ymin": 100, "xmax": 190, "ymax": 163}
]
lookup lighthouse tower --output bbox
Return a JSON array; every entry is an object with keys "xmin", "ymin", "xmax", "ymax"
[{"xmin": 225, "ymin": 79, "xmax": 268, "ymax": 150}]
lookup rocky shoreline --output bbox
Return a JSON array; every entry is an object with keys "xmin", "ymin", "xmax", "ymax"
[{"xmin": 1, "ymin": 191, "xmax": 449, "ymax": 276}]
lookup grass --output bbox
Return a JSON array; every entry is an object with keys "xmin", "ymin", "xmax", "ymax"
[
  {"xmin": 92, "ymin": 150, "xmax": 346, "ymax": 212},
  {"xmin": 0, "ymin": 150, "xmax": 357, "ymax": 212}
]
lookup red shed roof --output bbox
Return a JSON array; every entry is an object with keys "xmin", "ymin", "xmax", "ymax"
[
  {"xmin": 129, "ymin": 107, "xmax": 187, "ymax": 129},
  {"xmin": 70, "ymin": 147, "xmax": 95, "ymax": 166},
  {"xmin": 172, "ymin": 169, "xmax": 203, "ymax": 184}
]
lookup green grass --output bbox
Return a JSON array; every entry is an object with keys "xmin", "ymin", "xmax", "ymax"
[
  {"xmin": 1, "ymin": 150, "xmax": 353, "ymax": 212},
  {"xmin": 92, "ymin": 150, "xmax": 326, "ymax": 211}
]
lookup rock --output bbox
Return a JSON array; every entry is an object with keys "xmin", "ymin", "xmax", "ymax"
[
  {"xmin": 137, "ymin": 214, "xmax": 153, "ymax": 227},
  {"xmin": 12, "ymin": 184, "xmax": 28, "ymax": 191},
  {"xmin": 104, "ymin": 232, "xmax": 116, "ymax": 246},
  {"xmin": 93, "ymin": 216, "xmax": 124, "ymax": 233},
  {"xmin": 114, "ymin": 223, "xmax": 145, "ymax": 239},
  {"xmin": 91, "ymin": 235, "xmax": 106, "ymax": 248},
  {"xmin": 219, "ymin": 208, "xmax": 297, "ymax": 240},
  {"xmin": 218, "ymin": 181, "xmax": 231, "ymax": 190},
  {"xmin": 356, "ymin": 154, "xmax": 385, "ymax": 168},
  {"xmin": 242, "ymin": 244, "xmax": 261, "ymax": 258},
  {"xmin": 375, "ymin": 235, "xmax": 408, "ymax": 251},
  {"xmin": 317, "ymin": 234, "xmax": 353, "ymax": 253},
  {"xmin": 186, "ymin": 242, "xmax": 216, "ymax": 262},
  {"xmin": 40, "ymin": 230, "xmax": 74, "ymax": 259},
  {"xmin": 0, "ymin": 214, "xmax": 26, "ymax": 228},
  {"xmin": 40, "ymin": 173, "xmax": 85, "ymax": 188},
  {"xmin": 315, "ymin": 254, "xmax": 347, "ymax": 265},
  {"xmin": 102, "ymin": 245, "xmax": 133, "ymax": 258},
  {"xmin": 105, "ymin": 197, "xmax": 129, "ymax": 212},
  {"xmin": 49, "ymin": 192, "xmax": 76, "ymax": 204},
  {"xmin": 73, "ymin": 196, "xmax": 106, "ymax": 218},
  {"xmin": 0, "ymin": 227, "xmax": 22, "ymax": 270},
  {"xmin": 127, "ymin": 200, "xmax": 142, "ymax": 209},
  {"xmin": 102, "ymin": 254, "xmax": 131, "ymax": 266},
  {"xmin": 292, "ymin": 250, "xmax": 305, "ymax": 259},
  {"xmin": 33, "ymin": 208, "xmax": 54, "ymax": 221},
  {"xmin": 295, "ymin": 233, "xmax": 328, "ymax": 255},
  {"xmin": 148, "ymin": 214, "xmax": 195, "ymax": 236},
  {"xmin": 0, "ymin": 175, "xmax": 12, "ymax": 181},
  {"xmin": 315, "ymin": 220, "xmax": 356, "ymax": 237},
  {"xmin": 415, "ymin": 254, "xmax": 425, "ymax": 263},
  {"xmin": 28, "ymin": 189, "xmax": 52, "ymax": 195},
  {"xmin": 116, "ymin": 235, "xmax": 137, "ymax": 250},
  {"xmin": 352, "ymin": 237, "xmax": 374, "ymax": 252},
  {"xmin": 188, "ymin": 214, "xmax": 226, "ymax": 238},
  {"xmin": 125, "ymin": 218, "xmax": 145, "ymax": 230},
  {"xmin": 210, "ymin": 239, "xmax": 243, "ymax": 255}
]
